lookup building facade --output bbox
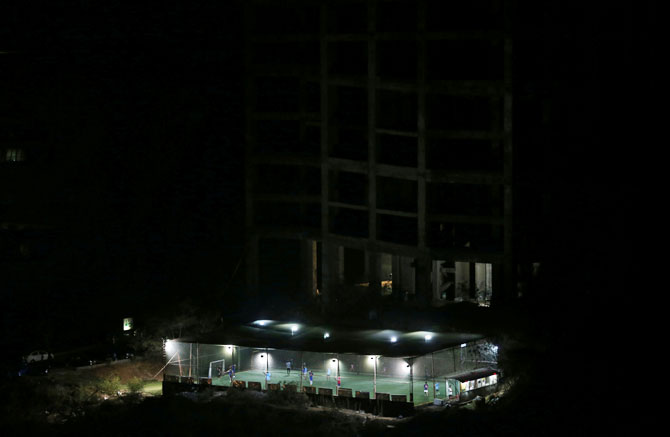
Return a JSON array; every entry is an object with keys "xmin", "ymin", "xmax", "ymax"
[{"xmin": 244, "ymin": 0, "xmax": 542, "ymax": 308}]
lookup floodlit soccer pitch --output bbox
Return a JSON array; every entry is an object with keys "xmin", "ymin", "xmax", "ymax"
[{"xmin": 212, "ymin": 369, "xmax": 448, "ymax": 405}]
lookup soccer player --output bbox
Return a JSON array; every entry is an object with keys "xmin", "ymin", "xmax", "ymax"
[
  {"xmin": 309, "ymin": 370, "xmax": 314, "ymax": 386},
  {"xmin": 435, "ymin": 382, "xmax": 440, "ymax": 396},
  {"xmin": 424, "ymin": 382, "xmax": 429, "ymax": 396},
  {"xmin": 286, "ymin": 360, "xmax": 291, "ymax": 375},
  {"xmin": 265, "ymin": 370, "xmax": 271, "ymax": 383},
  {"xmin": 326, "ymin": 367, "xmax": 331, "ymax": 381}
]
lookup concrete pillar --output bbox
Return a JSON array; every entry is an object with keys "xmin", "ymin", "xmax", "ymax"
[
  {"xmin": 320, "ymin": 241, "xmax": 340, "ymax": 305},
  {"xmin": 400, "ymin": 257, "xmax": 415, "ymax": 295},
  {"xmin": 491, "ymin": 263, "xmax": 504, "ymax": 307},
  {"xmin": 468, "ymin": 262, "xmax": 477, "ymax": 300},
  {"xmin": 432, "ymin": 260, "xmax": 442, "ymax": 302},
  {"xmin": 300, "ymin": 240, "xmax": 317, "ymax": 296},
  {"xmin": 367, "ymin": 251, "xmax": 381, "ymax": 295},
  {"xmin": 392, "ymin": 255, "xmax": 415, "ymax": 300},
  {"xmin": 414, "ymin": 256, "xmax": 432, "ymax": 307},
  {"xmin": 441, "ymin": 261, "xmax": 456, "ymax": 301},
  {"xmin": 392, "ymin": 255, "xmax": 400, "ymax": 299},
  {"xmin": 455, "ymin": 261, "xmax": 469, "ymax": 301}
]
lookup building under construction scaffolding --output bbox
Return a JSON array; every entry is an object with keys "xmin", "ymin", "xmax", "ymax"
[{"xmin": 244, "ymin": 0, "xmax": 543, "ymax": 308}]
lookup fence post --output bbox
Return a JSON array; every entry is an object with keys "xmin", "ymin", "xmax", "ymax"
[
  {"xmin": 409, "ymin": 357, "xmax": 414, "ymax": 402},
  {"xmin": 299, "ymin": 351, "xmax": 304, "ymax": 392},
  {"xmin": 431, "ymin": 352, "xmax": 435, "ymax": 399}
]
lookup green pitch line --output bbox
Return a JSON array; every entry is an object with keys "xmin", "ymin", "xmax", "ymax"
[{"xmin": 211, "ymin": 369, "xmax": 449, "ymax": 405}]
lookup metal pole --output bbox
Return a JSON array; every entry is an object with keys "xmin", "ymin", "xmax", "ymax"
[
  {"xmin": 409, "ymin": 357, "xmax": 414, "ymax": 402},
  {"xmin": 453, "ymin": 347, "xmax": 457, "ymax": 373},
  {"xmin": 299, "ymin": 351, "xmax": 304, "ymax": 392},
  {"xmin": 373, "ymin": 356, "xmax": 377, "ymax": 398},
  {"xmin": 431, "ymin": 352, "xmax": 436, "ymax": 399},
  {"xmin": 153, "ymin": 352, "xmax": 178, "ymax": 380},
  {"xmin": 336, "ymin": 354, "xmax": 340, "ymax": 395},
  {"xmin": 265, "ymin": 347, "xmax": 269, "ymax": 390},
  {"xmin": 189, "ymin": 343, "xmax": 193, "ymax": 378}
]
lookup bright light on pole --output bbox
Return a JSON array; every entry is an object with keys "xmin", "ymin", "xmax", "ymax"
[
  {"xmin": 165, "ymin": 339, "xmax": 176, "ymax": 355},
  {"xmin": 390, "ymin": 336, "xmax": 397, "ymax": 343},
  {"xmin": 424, "ymin": 334, "xmax": 433, "ymax": 341}
]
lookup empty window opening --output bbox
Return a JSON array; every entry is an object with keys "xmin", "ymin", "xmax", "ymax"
[
  {"xmin": 426, "ymin": 138, "xmax": 502, "ymax": 172},
  {"xmin": 377, "ymin": 134, "xmax": 417, "ymax": 167},
  {"xmin": 377, "ymin": 176, "xmax": 417, "ymax": 213},
  {"xmin": 329, "ymin": 207, "xmax": 368, "ymax": 238},
  {"xmin": 330, "ymin": 171, "xmax": 367, "ymax": 206},
  {"xmin": 377, "ymin": 214, "xmax": 417, "ymax": 245},
  {"xmin": 377, "ymin": 90, "xmax": 417, "ymax": 131},
  {"xmin": 426, "ymin": 95, "xmax": 492, "ymax": 131},
  {"xmin": 328, "ymin": 42, "xmax": 368, "ymax": 76}
]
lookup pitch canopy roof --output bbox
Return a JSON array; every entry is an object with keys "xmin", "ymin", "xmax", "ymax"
[{"xmin": 171, "ymin": 320, "xmax": 487, "ymax": 358}]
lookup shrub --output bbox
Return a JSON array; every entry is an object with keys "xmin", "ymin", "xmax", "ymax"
[
  {"xmin": 265, "ymin": 387, "xmax": 309, "ymax": 409},
  {"xmin": 97, "ymin": 375, "xmax": 122, "ymax": 396},
  {"xmin": 127, "ymin": 377, "xmax": 145, "ymax": 394}
]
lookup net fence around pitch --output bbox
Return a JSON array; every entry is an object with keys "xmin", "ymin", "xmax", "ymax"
[{"xmin": 163, "ymin": 340, "xmax": 497, "ymax": 405}]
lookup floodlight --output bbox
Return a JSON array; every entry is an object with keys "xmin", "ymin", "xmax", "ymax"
[
  {"xmin": 461, "ymin": 343, "xmax": 467, "ymax": 348},
  {"xmin": 323, "ymin": 332, "xmax": 330, "ymax": 339},
  {"xmin": 390, "ymin": 336, "xmax": 397, "ymax": 343},
  {"xmin": 165, "ymin": 340, "xmax": 176, "ymax": 355},
  {"xmin": 332, "ymin": 359, "xmax": 336, "ymax": 362},
  {"xmin": 424, "ymin": 334, "xmax": 433, "ymax": 341},
  {"xmin": 291, "ymin": 324, "xmax": 298, "ymax": 333}
]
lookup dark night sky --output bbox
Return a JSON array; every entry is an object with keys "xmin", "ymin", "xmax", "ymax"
[
  {"xmin": 2, "ymin": 2, "xmax": 246, "ymax": 350},
  {"xmin": 1, "ymin": 1, "xmax": 645, "ymax": 359}
]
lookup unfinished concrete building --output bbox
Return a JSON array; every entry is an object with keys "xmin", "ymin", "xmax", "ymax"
[{"xmin": 244, "ymin": 0, "xmax": 542, "ymax": 308}]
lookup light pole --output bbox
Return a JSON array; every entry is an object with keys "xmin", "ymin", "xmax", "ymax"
[
  {"xmin": 409, "ymin": 357, "xmax": 414, "ymax": 403},
  {"xmin": 431, "ymin": 352, "xmax": 436, "ymax": 399},
  {"xmin": 372, "ymin": 356, "xmax": 377, "ymax": 398},
  {"xmin": 336, "ymin": 355, "xmax": 340, "ymax": 395},
  {"xmin": 265, "ymin": 348, "xmax": 269, "ymax": 390}
]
